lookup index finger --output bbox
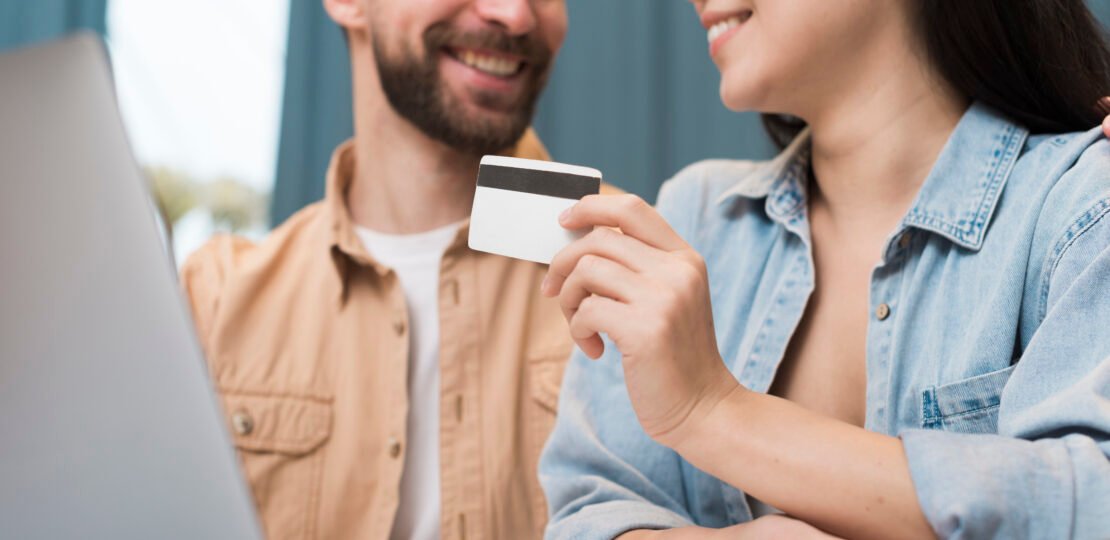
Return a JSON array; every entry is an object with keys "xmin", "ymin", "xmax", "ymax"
[{"xmin": 560, "ymin": 194, "xmax": 687, "ymax": 252}]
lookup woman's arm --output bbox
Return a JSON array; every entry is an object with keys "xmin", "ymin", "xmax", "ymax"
[{"xmin": 672, "ymin": 388, "xmax": 931, "ymax": 539}]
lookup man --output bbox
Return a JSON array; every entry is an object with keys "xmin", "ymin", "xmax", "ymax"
[{"xmin": 181, "ymin": 0, "xmax": 599, "ymax": 538}]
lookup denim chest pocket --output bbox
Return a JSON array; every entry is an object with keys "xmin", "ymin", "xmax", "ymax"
[
  {"xmin": 221, "ymin": 391, "xmax": 333, "ymax": 540},
  {"xmin": 920, "ymin": 365, "xmax": 1016, "ymax": 434}
]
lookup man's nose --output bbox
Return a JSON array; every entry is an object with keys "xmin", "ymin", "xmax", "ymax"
[{"xmin": 473, "ymin": 0, "xmax": 538, "ymax": 36}]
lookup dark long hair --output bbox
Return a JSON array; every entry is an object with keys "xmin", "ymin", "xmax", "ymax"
[{"xmin": 763, "ymin": 0, "xmax": 1110, "ymax": 149}]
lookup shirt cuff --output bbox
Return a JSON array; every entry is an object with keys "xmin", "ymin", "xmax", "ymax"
[{"xmin": 901, "ymin": 429, "xmax": 1073, "ymax": 539}]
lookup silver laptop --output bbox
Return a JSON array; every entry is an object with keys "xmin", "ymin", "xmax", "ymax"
[{"xmin": 0, "ymin": 34, "xmax": 263, "ymax": 539}]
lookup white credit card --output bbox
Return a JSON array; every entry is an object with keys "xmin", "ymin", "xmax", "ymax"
[{"xmin": 468, "ymin": 155, "xmax": 602, "ymax": 264}]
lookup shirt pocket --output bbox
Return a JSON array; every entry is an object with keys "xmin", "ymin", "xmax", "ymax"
[
  {"xmin": 221, "ymin": 391, "xmax": 332, "ymax": 540},
  {"xmin": 920, "ymin": 365, "xmax": 1016, "ymax": 434},
  {"xmin": 525, "ymin": 350, "xmax": 570, "ymax": 536}
]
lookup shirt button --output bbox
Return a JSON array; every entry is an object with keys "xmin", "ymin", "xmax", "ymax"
[
  {"xmin": 876, "ymin": 303, "xmax": 892, "ymax": 321},
  {"xmin": 231, "ymin": 411, "xmax": 254, "ymax": 436},
  {"xmin": 899, "ymin": 233, "xmax": 912, "ymax": 249},
  {"xmin": 387, "ymin": 437, "xmax": 402, "ymax": 458}
]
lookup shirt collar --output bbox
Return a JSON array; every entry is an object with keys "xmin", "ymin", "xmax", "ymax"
[
  {"xmin": 715, "ymin": 128, "xmax": 812, "ymax": 207},
  {"xmin": 322, "ymin": 128, "xmax": 552, "ymax": 293},
  {"xmin": 900, "ymin": 102, "xmax": 1028, "ymax": 250},
  {"xmin": 715, "ymin": 102, "xmax": 1028, "ymax": 251}
]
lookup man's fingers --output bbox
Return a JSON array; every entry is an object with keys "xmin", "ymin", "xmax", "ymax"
[
  {"xmin": 559, "ymin": 194, "xmax": 687, "ymax": 252},
  {"xmin": 543, "ymin": 227, "xmax": 664, "ymax": 297}
]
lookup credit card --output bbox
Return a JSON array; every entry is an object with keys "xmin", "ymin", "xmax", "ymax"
[{"xmin": 468, "ymin": 155, "xmax": 602, "ymax": 264}]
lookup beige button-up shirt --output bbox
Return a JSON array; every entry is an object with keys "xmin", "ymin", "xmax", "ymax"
[{"xmin": 181, "ymin": 131, "xmax": 593, "ymax": 540}]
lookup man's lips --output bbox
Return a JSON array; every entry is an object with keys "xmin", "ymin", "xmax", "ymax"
[{"xmin": 443, "ymin": 46, "xmax": 526, "ymax": 79}]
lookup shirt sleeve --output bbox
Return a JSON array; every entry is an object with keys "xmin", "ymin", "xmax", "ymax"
[
  {"xmin": 902, "ymin": 198, "xmax": 1110, "ymax": 539},
  {"xmin": 178, "ymin": 235, "xmax": 246, "ymax": 353},
  {"xmin": 539, "ymin": 345, "xmax": 696, "ymax": 539},
  {"xmin": 540, "ymin": 174, "xmax": 716, "ymax": 539}
]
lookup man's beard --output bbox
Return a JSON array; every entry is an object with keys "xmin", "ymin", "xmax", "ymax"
[{"xmin": 372, "ymin": 23, "xmax": 553, "ymax": 156}]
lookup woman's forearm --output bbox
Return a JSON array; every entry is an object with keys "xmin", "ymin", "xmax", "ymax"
[{"xmin": 672, "ymin": 387, "xmax": 934, "ymax": 540}]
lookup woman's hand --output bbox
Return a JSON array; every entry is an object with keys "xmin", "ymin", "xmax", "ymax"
[
  {"xmin": 541, "ymin": 194, "xmax": 741, "ymax": 446},
  {"xmin": 1101, "ymin": 98, "xmax": 1110, "ymax": 138},
  {"xmin": 617, "ymin": 516, "xmax": 844, "ymax": 539}
]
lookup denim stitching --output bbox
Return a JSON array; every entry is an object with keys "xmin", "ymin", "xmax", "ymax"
[
  {"xmin": 942, "ymin": 402, "xmax": 1002, "ymax": 420},
  {"xmin": 1037, "ymin": 198, "xmax": 1110, "ymax": 322},
  {"xmin": 903, "ymin": 124, "xmax": 1025, "ymax": 248},
  {"xmin": 921, "ymin": 387, "xmax": 942, "ymax": 429}
]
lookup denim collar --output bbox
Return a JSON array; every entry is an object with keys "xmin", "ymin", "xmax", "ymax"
[{"xmin": 716, "ymin": 102, "xmax": 1029, "ymax": 251}]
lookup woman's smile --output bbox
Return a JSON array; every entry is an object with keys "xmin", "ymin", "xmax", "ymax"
[{"xmin": 702, "ymin": 9, "xmax": 752, "ymax": 57}]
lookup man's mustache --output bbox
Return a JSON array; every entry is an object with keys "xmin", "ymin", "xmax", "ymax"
[{"xmin": 425, "ymin": 24, "xmax": 552, "ymax": 68}]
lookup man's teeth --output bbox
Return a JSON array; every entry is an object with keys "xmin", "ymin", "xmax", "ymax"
[
  {"xmin": 707, "ymin": 17, "xmax": 744, "ymax": 44},
  {"xmin": 458, "ymin": 50, "xmax": 522, "ymax": 77}
]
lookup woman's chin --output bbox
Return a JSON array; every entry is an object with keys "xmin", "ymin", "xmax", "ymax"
[
  {"xmin": 718, "ymin": 84, "xmax": 761, "ymax": 113},
  {"xmin": 718, "ymin": 73, "xmax": 784, "ymax": 115}
]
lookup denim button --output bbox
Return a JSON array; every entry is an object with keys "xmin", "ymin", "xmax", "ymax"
[{"xmin": 876, "ymin": 303, "xmax": 891, "ymax": 321}]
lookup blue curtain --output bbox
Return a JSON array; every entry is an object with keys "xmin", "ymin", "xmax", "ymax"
[
  {"xmin": 271, "ymin": 0, "xmax": 1110, "ymax": 222},
  {"xmin": 270, "ymin": 0, "xmax": 353, "ymax": 226},
  {"xmin": 0, "ymin": 0, "xmax": 107, "ymax": 51}
]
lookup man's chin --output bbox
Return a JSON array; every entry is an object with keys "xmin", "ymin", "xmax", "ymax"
[
  {"xmin": 443, "ymin": 99, "xmax": 531, "ymax": 143},
  {"xmin": 447, "ymin": 119, "xmax": 528, "ymax": 154}
]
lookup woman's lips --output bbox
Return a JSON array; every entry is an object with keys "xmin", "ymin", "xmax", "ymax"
[{"xmin": 706, "ymin": 12, "xmax": 752, "ymax": 57}]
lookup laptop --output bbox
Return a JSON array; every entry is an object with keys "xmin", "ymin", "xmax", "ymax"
[{"xmin": 0, "ymin": 34, "xmax": 263, "ymax": 539}]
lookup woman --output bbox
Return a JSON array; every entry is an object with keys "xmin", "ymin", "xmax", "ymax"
[{"xmin": 538, "ymin": 0, "xmax": 1110, "ymax": 538}]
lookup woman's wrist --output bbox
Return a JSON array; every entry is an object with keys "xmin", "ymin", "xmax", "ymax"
[{"xmin": 663, "ymin": 374, "xmax": 750, "ymax": 455}]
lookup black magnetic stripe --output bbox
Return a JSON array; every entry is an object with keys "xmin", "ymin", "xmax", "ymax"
[{"xmin": 477, "ymin": 163, "xmax": 600, "ymax": 200}]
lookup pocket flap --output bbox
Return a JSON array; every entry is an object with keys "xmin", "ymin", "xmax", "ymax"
[
  {"xmin": 924, "ymin": 364, "xmax": 1016, "ymax": 422},
  {"xmin": 221, "ymin": 392, "xmax": 333, "ymax": 456}
]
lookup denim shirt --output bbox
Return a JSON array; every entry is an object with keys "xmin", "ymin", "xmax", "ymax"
[{"xmin": 539, "ymin": 103, "xmax": 1110, "ymax": 539}]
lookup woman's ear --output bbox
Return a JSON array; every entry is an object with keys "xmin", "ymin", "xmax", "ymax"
[{"xmin": 323, "ymin": 0, "xmax": 366, "ymax": 34}]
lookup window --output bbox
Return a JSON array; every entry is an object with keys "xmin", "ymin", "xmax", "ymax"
[{"xmin": 107, "ymin": 0, "xmax": 290, "ymax": 263}]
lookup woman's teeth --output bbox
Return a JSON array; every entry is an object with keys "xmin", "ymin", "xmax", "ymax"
[
  {"xmin": 707, "ymin": 17, "xmax": 744, "ymax": 44},
  {"xmin": 457, "ymin": 50, "xmax": 522, "ymax": 77}
]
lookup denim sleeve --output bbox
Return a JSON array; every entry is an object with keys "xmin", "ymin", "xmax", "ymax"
[
  {"xmin": 539, "ymin": 346, "xmax": 695, "ymax": 539},
  {"xmin": 902, "ymin": 198, "xmax": 1110, "ymax": 539},
  {"xmin": 539, "ymin": 176, "xmax": 710, "ymax": 539}
]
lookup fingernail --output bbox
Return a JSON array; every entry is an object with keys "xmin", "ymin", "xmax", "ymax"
[
  {"xmin": 540, "ymin": 275, "xmax": 550, "ymax": 294},
  {"xmin": 559, "ymin": 207, "xmax": 572, "ymax": 223}
]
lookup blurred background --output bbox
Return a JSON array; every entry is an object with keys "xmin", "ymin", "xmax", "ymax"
[{"xmin": 2, "ymin": 0, "xmax": 1110, "ymax": 263}]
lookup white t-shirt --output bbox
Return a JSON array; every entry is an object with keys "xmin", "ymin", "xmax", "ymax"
[{"xmin": 356, "ymin": 221, "xmax": 462, "ymax": 540}]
